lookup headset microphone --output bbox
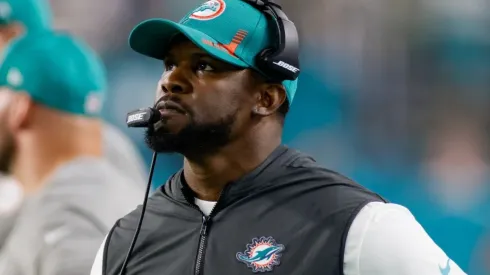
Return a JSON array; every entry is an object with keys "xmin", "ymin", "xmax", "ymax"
[
  {"xmin": 118, "ymin": 107, "xmax": 161, "ymax": 275},
  {"xmin": 126, "ymin": 107, "xmax": 161, "ymax": 128}
]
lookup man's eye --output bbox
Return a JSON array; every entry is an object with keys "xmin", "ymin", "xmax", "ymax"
[
  {"xmin": 197, "ymin": 61, "xmax": 214, "ymax": 72},
  {"xmin": 164, "ymin": 62, "xmax": 175, "ymax": 71}
]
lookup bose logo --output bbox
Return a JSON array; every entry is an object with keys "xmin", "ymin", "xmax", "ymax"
[
  {"xmin": 127, "ymin": 113, "xmax": 145, "ymax": 123},
  {"xmin": 272, "ymin": 61, "xmax": 299, "ymax": 73}
]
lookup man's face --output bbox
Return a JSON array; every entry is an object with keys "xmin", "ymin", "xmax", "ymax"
[
  {"xmin": 0, "ymin": 91, "xmax": 15, "ymax": 173},
  {"xmin": 145, "ymin": 38, "xmax": 259, "ymax": 155}
]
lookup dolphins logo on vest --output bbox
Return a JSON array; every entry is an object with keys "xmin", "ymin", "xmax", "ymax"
[
  {"xmin": 189, "ymin": 0, "xmax": 226, "ymax": 21},
  {"xmin": 236, "ymin": 236, "xmax": 285, "ymax": 272}
]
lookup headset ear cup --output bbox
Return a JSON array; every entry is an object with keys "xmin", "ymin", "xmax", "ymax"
[
  {"xmin": 256, "ymin": 48, "xmax": 274, "ymax": 75},
  {"xmin": 258, "ymin": 48, "xmax": 273, "ymax": 62}
]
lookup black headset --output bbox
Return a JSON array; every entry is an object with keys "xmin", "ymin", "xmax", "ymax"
[
  {"xmin": 117, "ymin": 2, "xmax": 299, "ymax": 274},
  {"xmin": 243, "ymin": 0, "xmax": 301, "ymax": 81}
]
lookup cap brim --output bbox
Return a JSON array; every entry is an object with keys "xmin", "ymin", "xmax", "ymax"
[{"xmin": 129, "ymin": 19, "xmax": 248, "ymax": 68}]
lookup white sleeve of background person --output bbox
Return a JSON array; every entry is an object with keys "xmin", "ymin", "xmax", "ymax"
[
  {"xmin": 102, "ymin": 122, "xmax": 148, "ymax": 185},
  {"xmin": 90, "ymin": 236, "xmax": 106, "ymax": 275},
  {"xmin": 343, "ymin": 201, "xmax": 467, "ymax": 275}
]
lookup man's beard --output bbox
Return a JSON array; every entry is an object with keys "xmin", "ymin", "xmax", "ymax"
[
  {"xmin": 145, "ymin": 113, "xmax": 236, "ymax": 156},
  {"xmin": 0, "ymin": 130, "xmax": 15, "ymax": 174}
]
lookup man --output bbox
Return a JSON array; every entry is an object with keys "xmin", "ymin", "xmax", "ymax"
[
  {"xmin": 0, "ymin": 32, "xmax": 143, "ymax": 275},
  {"xmin": 0, "ymin": 0, "xmax": 147, "ymax": 247},
  {"xmin": 0, "ymin": 0, "xmax": 148, "ymax": 187},
  {"xmin": 92, "ymin": 0, "xmax": 467, "ymax": 274},
  {"xmin": 0, "ymin": 0, "xmax": 53, "ymax": 244}
]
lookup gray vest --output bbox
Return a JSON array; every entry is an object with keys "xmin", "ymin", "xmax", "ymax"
[{"xmin": 102, "ymin": 146, "xmax": 386, "ymax": 275}]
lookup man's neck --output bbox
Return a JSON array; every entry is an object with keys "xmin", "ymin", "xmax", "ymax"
[{"xmin": 183, "ymin": 136, "xmax": 281, "ymax": 201}]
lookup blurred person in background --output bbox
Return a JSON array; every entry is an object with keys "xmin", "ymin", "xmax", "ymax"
[
  {"xmin": 0, "ymin": 31, "xmax": 143, "ymax": 275},
  {"xmin": 406, "ymin": 112, "xmax": 490, "ymax": 274},
  {"xmin": 423, "ymin": 117, "xmax": 490, "ymax": 223},
  {"xmin": 0, "ymin": 0, "xmax": 148, "ymax": 247},
  {"xmin": 0, "ymin": 0, "xmax": 52, "ymax": 248}
]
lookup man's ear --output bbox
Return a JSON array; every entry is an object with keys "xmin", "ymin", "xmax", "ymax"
[
  {"xmin": 0, "ymin": 23, "xmax": 24, "ymax": 44},
  {"xmin": 9, "ymin": 23, "xmax": 25, "ymax": 38},
  {"xmin": 252, "ymin": 83, "xmax": 287, "ymax": 116},
  {"xmin": 7, "ymin": 92, "xmax": 32, "ymax": 133}
]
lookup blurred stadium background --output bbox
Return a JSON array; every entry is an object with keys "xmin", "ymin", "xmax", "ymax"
[{"xmin": 48, "ymin": 0, "xmax": 490, "ymax": 273}]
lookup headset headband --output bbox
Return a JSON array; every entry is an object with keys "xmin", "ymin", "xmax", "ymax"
[{"xmin": 243, "ymin": 0, "xmax": 300, "ymax": 81}]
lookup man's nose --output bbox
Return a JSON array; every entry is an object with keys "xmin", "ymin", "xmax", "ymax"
[{"xmin": 160, "ymin": 67, "xmax": 190, "ymax": 95}]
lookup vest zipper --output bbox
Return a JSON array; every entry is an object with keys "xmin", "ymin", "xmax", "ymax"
[
  {"xmin": 195, "ymin": 215, "xmax": 210, "ymax": 275},
  {"xmin": 188, "ymin": 183, "xmax": 230, "ymax": 275},
  {"xmin": 193, "ymin": 191, "xmax": 224, "ymax": 275}
]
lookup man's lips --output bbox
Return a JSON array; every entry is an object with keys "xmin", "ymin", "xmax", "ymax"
[{"xmin": 155, "ymin": 101, "xmax": 186, "ymax": 115}]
